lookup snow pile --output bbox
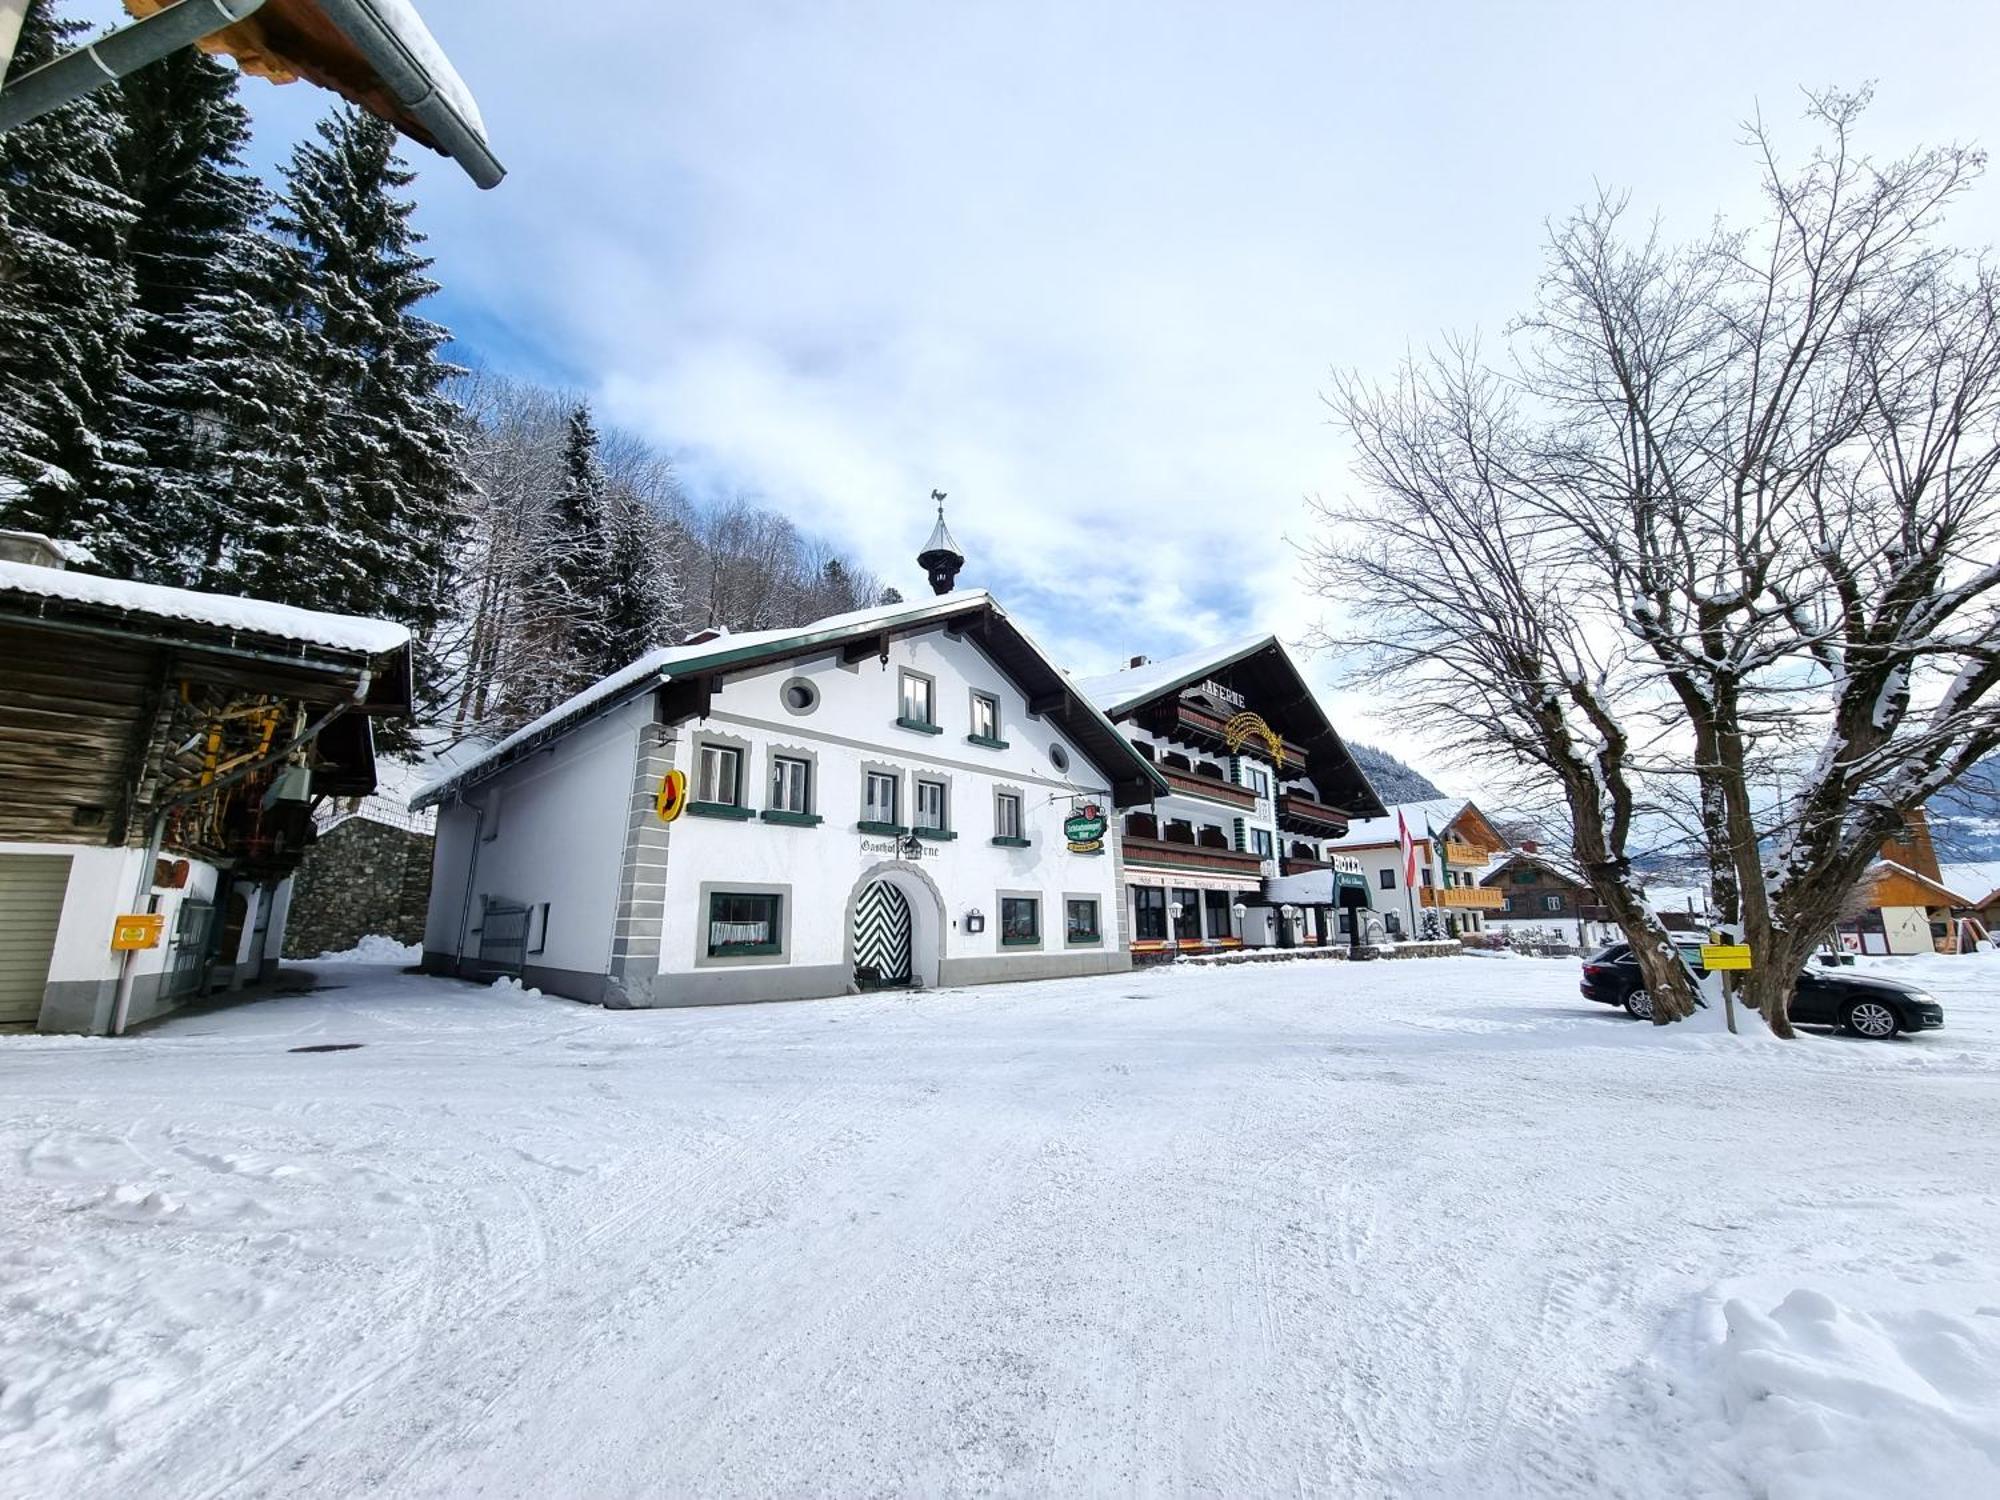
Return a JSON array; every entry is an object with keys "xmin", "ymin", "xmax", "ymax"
[
  {"xmin": 487, "ymin": 975, "xmax": 543, "ymax": 999},
  {"xmin": 312, "ymin": 934, "xmax": 420, "ymax": 965},
  {"xmin": 1667, "ymin": 1285, "xmax": 2000, "ymax": 1497}
]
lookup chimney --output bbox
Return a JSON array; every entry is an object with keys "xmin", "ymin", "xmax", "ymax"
[
  {"xmin": 0, "ymin": 530, "xmax": 66, "ymax": 569},
  {"xmin": 1519, "ymin": 838, "xmax": 1540, "ymax": 854},
  {"xmin": 1128, "ymin": 655, "xmax": 1150, "ymax": 669}
]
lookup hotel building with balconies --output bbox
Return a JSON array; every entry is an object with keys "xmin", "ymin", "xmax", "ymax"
[{"xmin": 1075, "ymin": 636, "xmax": 1385, "ymax": 956}]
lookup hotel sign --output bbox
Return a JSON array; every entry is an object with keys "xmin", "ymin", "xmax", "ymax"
[{"xmin": 1185, "ymin": 678, "xmax": 1246, "ymax": 710}]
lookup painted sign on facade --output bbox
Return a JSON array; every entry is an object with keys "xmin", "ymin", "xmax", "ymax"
[
  {"xmin": 860, "ymin": 836, "xmax": 932, "ymax": 860},
  {"xmin": 1186, "ymin": 678, "xmax": 1247, "ymax": 710}
]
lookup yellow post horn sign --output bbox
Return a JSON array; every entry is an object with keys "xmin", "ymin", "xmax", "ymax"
[
  {"xmin": 655, "ymin": 769, "xmax": 689, "ymax": 823},
  {"xmin": 1222, "ymin": 710, "xmax": 1285, "ymax": 767}
]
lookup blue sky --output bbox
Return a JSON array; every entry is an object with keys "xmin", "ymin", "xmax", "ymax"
[{"xmin": 221, "ymin": 0, "xmax": 2000, "ymax": 788}]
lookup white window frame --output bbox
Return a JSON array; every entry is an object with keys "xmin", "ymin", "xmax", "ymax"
[
  {"xmin": 697, "ymin": 743, "xmax": 741, "ymax": 806},
  {"xmin": 995, "ymin": 790, "xmax": 1022, "ymax": 840},
  {"xmin": 864, "ymin": 770, "xmax": 900, "ymax": 825},
  {"xmin": 770, "ymin": 755, "xmax": 811, "ymax": 814},
  {"xmin": 970, "ymin": 690, "xmax": 1000, "ymax": 741},
  {"xmin": 914, "ymin": 777, "xmax": 948, "ymax": 832},
  {"xmin": 899, "ymin": 670, "xmax": 935, "ymax": 726}
]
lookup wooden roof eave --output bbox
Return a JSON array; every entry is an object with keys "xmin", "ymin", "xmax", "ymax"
[{"xmin": 0, "ymin": 600, "xmax": 410, "ymax": 714}]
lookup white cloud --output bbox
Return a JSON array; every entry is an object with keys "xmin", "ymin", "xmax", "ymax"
[{"xmin": 243, "ymin": 0, "xmax": 2000, "ymax": 791}]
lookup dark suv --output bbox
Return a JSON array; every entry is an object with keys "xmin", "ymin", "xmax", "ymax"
[{"xmin": 1578, "ymin": 943, "xmax": 1945, "ymax": 1038}]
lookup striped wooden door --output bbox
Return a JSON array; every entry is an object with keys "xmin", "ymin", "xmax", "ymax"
[
  {"xmin": 0, "ymin": 854, "xmax": 70, "ymax": 1030},
  {"xmin": 854, "ymin": 880, "xmax": 912, "ymax": 988}
]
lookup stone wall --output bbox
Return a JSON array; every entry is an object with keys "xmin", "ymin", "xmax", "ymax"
[{"xmin": 283, "ymin": 817, "xmax": 434, "ymax": 959}]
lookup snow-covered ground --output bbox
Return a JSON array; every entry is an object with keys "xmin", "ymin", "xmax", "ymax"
[{"xmin": 3, "ymin": 952, "xmax": 1997, "ymax": 1497}]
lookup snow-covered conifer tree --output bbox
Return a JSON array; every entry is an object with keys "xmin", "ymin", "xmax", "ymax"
[
  {"xmin": 271, "ymin": 107, "xmax": 466, "ymax": 738},
  {"xmin": 97, "ymin": 46, "xmax": 266, "ymax": 582},
  {"xmin": 0, "ymin": 0, "xmax": 136, "ymax": 549}
]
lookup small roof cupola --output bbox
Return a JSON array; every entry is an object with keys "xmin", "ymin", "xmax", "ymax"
[{"xmin": 917, "ymin": 489, "xmax": 964, "ymax": 596}]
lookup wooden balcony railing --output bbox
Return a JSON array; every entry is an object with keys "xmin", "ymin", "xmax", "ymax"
[
  {"xmin": 1277, "ymin": 792, "xmax": 1350, "ymax": 835},
  {"xmin": 1146, "ymin": 701, "xmax": 1311, "ymax": 767},
  {"xmin": 1443, "ymin": 840, "xmax": 1491, "ymax": 868},
  {"xmin": 1161, "ymin": 767, "xmax": 1256, "ymax": 809},
  {"xmin": 1122, "ymin": 835, "xmax": 1267, "ymax": 876},
  {"xmin": 1420, "ymin": 886, "xmax": 1505, "ymax": 909}
]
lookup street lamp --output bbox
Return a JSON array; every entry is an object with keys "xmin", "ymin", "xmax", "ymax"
[{"xmin": 1168, "ymin": 900, "xmax": 1184, "ymax": 960}]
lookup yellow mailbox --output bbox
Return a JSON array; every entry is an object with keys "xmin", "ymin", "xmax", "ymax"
[{"xmin": 111, "ymin": 913, "xmax": 165, "ymax": 952}]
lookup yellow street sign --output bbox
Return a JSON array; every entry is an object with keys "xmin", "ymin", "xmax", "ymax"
[
  {"xmin": 1701, "ymin": 943, "xmax": 1753, "ymax": 971},
  {"xmin": 111, "ymin": 913, "xmax": 165, "ymax": 952}
]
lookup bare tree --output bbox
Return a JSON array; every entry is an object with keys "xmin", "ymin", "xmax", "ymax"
[
  {"xmin": 1306, "ymin": 347, "xmax": 1705, "ymax": 1020},
  {"xmin": 1308, "ymin": 91, "xmax": 2000, "ymax": 1035}
]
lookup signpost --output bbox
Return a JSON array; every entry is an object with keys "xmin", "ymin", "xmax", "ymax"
[{"xmin": 1700, "ymin": 943, "xmax": 1753, "ymax": 971}]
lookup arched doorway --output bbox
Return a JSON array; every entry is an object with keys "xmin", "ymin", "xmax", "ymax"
[
  {"xmin": 846, "ymin": 862, "xmax": 946, "ymax": 991},
  {"xmin": 854, "ymin": 878, "xmax": 913, "ymax": 989}
]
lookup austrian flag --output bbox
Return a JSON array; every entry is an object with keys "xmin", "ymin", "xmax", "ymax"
[{"xmin": 1397, "ymin": 810, "xmax": 1418, "ymax": 888}]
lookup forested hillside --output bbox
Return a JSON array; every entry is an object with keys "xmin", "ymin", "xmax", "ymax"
[
  {"xmin": 1347, "ymin": 742, "xmax": 1443, "ymax": 804},
  {"xmin": 0, "ymin": 5, "xmax": 887, "ymax": 747}
]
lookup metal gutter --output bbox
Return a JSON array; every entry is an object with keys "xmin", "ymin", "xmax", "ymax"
[
  {"xmin": 0, "ymin": 0, "xmax": 269, "ymax": 132},
  {"xmin": 312, "ymin": 0, "xmax": 504, "ymax": 189}
]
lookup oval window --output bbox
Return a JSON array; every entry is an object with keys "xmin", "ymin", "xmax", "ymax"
[
  {"xmin": 1049, "ymin": 743, "xmax": 1071, "ymax": 773},
  {"xmin": 780, "ymin": 677, "xmax": 819, "ymax": 715}
]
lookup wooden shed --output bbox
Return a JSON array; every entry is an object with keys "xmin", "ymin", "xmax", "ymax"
[{"xmin": 0, "ymin": 536, "xmax": 410, "ymax": 1033}]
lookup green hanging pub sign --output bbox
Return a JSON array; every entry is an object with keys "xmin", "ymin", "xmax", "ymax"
[{"xmin": 1065, "ymin": 802, "xmax": 1108, "ymax": 855}]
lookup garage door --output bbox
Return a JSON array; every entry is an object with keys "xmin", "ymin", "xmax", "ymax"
[{"xmin": 0, "ymin": 854, "xmax": 70, "ymax": 1030}]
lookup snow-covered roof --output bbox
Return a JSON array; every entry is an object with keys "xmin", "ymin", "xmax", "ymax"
[
  {"xmin": 411, "ymin": 590, "xmax": 1168, "ymax": 810},
  {"xmin": 1940, "ymin": 861, "xmax": 2000, "ymax": 905},
  {"xmin": 1867, "ymin": 859, "xmax": 1972, "ymax": 906},
  {"xmin": 1478, "ymin": 846, "xmax": 1588, "ymax": 886},
  {"xmin": 0, "ymin": 560, "xmax": 410, "ymax": 656},
  {"xmin": 1322, "ymin": 797, "xmax": 1475, "ymax": 851},
  {"xmin": 1073, "ymin": 633, "xmax": 1271, "ymax": 717}
]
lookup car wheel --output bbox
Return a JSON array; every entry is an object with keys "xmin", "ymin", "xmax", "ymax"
[
  {"xmin": 1843, "ymin": 1000, "xmax": 1899, "ymax": 1039},
  {"xmin": 1623, "ymin": 988, "xmax": 1654, "ymax": 1021}
]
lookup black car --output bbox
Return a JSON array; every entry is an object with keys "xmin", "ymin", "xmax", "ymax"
[{"xmin": 1578, "ymin": 942, "xmax": 1945, "ymax": 1038}]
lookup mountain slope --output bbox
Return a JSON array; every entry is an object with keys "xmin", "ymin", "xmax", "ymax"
[{"xmin": 1347, "ymin": 742, "xmax": 1444, "ymax": 805}]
